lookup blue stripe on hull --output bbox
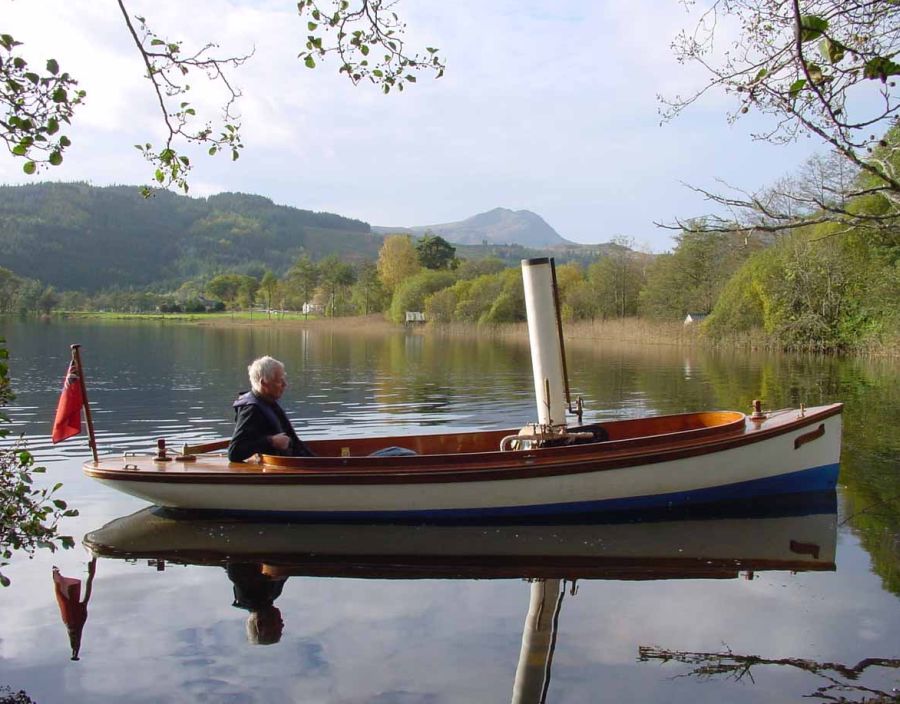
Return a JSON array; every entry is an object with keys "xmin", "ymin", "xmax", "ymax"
[{"xmin": 183, "ymin": 463, "xmax": 840, "ymax": 522}]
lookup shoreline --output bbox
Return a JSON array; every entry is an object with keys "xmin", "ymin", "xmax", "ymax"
[{"xmin": 8, "ymin": 311, "xmax": 899, "ymax": 357}]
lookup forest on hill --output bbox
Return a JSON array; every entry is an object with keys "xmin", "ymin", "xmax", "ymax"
[{"xmin": 0, "ymin": 183, "xmax": 377, "ymax": 291}]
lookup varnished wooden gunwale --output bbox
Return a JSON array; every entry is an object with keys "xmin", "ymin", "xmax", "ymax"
[
  {"xmin": 83, "ymin": 404, "xmax": 842, "ymax": 486},
  {"xmin": 81, "ymin": 550, "xmax": 835, "ymax": 581}
]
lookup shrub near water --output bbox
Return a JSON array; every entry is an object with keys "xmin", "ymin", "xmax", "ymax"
[
  {"xmin": 0, "ymin": 339, "xmax": 77, "ymax": 586},
  {"xmin": 388, "ymin": 270, "xmax": 457, "ymax": 323},
  {"xmin": 705, "ymin": 227, "xmax": 899, "ymax": 353}
]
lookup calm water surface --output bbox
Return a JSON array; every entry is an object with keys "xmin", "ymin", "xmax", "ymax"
[{"xmin": 0, "ymin": 319, "xmax": 897, "ymax": 703}]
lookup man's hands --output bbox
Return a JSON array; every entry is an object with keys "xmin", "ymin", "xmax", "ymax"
[{"xmin": 268, "ymin": 433, "xmax": 291, "ymax": 452}]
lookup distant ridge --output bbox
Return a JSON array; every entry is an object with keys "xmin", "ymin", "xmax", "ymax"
[
  {"xmin": 0, "ymin": 182, "xmax": 380, "ymax": 292},
  {"xmin": 374, "ymin": 207, "xmax": 573, "ymax": 247}
]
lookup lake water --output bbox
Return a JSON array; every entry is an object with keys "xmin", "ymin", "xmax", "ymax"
[{"xmin": 0, "ymin": 319, "xmax": 897, "ymax": 703}]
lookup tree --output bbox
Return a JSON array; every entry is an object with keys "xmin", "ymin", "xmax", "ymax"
[
  {"xmin": 351, "ymin": 261, "xmax": 389, "ymax": 315},
  {"xmin": 388, "ymin": 270, "xmax": 456, "ymax": 323},
  {"xmin": 640, "ymin": 229, "xmax": 748, "ymax": 319},
  {"xmin": 205, "ymin": 273, "xmax": 246, "ymax": 307},
  {"xmin": 663, "ymin": 0, "xmax": 900, "ymax": 236},
  {"xmin": 588, "ymin": 238, "xmax": 645, "ymax": 319},
  {"xmin": 318, "ymin": 254, "xmax": 356, "ymax": 316},
  {"xmin": 235, "ymin": 275, "xmax": 259, "ymax": 314},
  {"xmin": 2, "ymin": 1, "xmax": 445, "ymax": 193},
  {"xmin": 258, "ymin": 270, "xmax": 279, "ymax": 315},
  {"xmin": 456, "ymin": 257, "xmax": 507, "ymax": 280},
  {"xmin": 416, "ymin": 233, "xmax": 458, "ymax": 270},
  {"xmin": 0, "ymin": 267, "xmax": 23, "ymax": 313},
  {"xmin": 377, "ymin": 234, "xmax": 421, "ymax": 294},
  {"xmin": 1, "ymin": 338, "xmax": 77, "ymax": 586},
  {"xmin": 36, "ymin": 286, "xmax": 60, "ymax": 315},
  {"xmin": 284, "ymin": 255, "xmax": 320, "ymax": 317}
]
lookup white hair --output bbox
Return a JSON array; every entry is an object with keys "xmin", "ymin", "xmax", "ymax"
[{"xmin": 248, "ymin": 356, "xmax": 285, "ymax": 394}]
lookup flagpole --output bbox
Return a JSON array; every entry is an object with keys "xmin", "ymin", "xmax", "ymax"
[{"xmin": 71, "ymin": 344, "xmax": 98, "ymax": 463}]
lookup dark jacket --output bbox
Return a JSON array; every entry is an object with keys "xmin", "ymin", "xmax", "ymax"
[
  {"xmin": 226, "ymin": 563, "xmax": 287, "ymax": 611},
  {"xmin": 228, "ymin": 391, "xmax": 315, "ymax": 462}
]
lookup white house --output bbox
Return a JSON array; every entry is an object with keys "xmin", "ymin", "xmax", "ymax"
[{"xmin": 683, "ymin": 312, "xmax": 708, "ymax": 326}]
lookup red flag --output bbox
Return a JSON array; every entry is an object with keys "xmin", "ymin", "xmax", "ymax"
[{"xmin": 51, "ymin": 360, "xmax": 83, "ymax": 443}]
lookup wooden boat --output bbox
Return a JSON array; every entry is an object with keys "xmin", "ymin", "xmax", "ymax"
[
  {"xmin": 83, "ymin": 493, "xmax": 838, "ymax": 580},
  {"xmin": 83, "ymin": 403, "xmax": 842, "ymax": 520},
  {"xmin": 79, "ymin": 259, "xmax": 843, "ymax": 519}
]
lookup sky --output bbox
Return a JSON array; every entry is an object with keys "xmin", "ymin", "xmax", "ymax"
[{"xmin": 1, "ymin": 0, "xmax": 825, "ymax": 252}]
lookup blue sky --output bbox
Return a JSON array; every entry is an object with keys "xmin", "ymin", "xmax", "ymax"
[{"xmin": 1, "ymin": 0, "xmax": 822, "ymax": 251}]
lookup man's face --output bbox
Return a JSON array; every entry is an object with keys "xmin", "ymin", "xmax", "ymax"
[{"xmin": 260, "ymin": 367, "xmax": 287, "ymax": 401}]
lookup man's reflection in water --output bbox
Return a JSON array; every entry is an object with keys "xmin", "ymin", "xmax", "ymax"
[{"xmin": 226, "ymin": 563, "xmax": 287, "ymax": 645}]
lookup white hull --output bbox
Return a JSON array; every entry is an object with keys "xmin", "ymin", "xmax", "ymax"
[{"xmin": 90, "ymin": 410, "xmax": 841, "ymax": 519}]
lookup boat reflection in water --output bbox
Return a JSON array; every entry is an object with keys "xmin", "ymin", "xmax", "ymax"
[{"xmin": 82, "ymin": 493, "xmax": 838, "ymax": 702}]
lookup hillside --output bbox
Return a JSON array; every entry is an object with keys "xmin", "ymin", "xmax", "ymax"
[
  {"xmin": 0, "ymin": 183, "xmax": 381, "ymax": 292},
  {"xmin": 375, "ymin": 207, "xmax": 573, "ymax": 247}
]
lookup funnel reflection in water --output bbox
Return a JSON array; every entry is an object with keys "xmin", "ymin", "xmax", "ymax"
[{"xmin": 512, "ymin": 579, "xmax": 564, "ymax": 704}]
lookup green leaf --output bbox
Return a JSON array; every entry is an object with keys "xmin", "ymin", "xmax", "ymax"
[
  {"xmin": 46, "ymin": 118, "xmax": 59, "ymax": 135},
  {"xmin": 789, "ymin": 78, "xmax": 806, "ymax": 98},
  {"xmin": 798, "ymin": 15, "xmax": 827, "ymax": 42},
  {"xmin": 208, "ymin": 146, "xmax": 217, "ymax": 155},
  {"xmin": 155, "ymin": 169, "xmax": 165, "ymax": 183},
  {"xmin": 59, "ymin": 136, "xmax": 71, "ymax": 147},
  {"xmin": 23, "ymin": 161, "xmax": 36, "ymax": 175},
  {"xmin": 12, "ymin": 143, "xmax": 27, "ymax": 156},
  {"xmin": 308, "ymin": 22, "xmax": 317, "ymax": 30},
  {"xmin": 806, "ymin": 63, "xmax": 824, "ymax": 84},
  {"xmin": 863, "ymin": 56, "xmax": 900, "ymax": 81},
  {"xmin": 360, "ymin": 44, "xmax": 369, "ymax": 56},
  {"xmin": 46, "ymin": 58, "xmax": 59, "ymax": 75},
  {"xmin": 51, "ymin": 87, "xmax": 67, "ymax": 103},
  {"xmin": 304, "ymin": 55, "xmax": 316, "ymax": 68},
  {"xmin": 819, "ymin": 38, "xmax": 845, "ymax": 64},
  {"xmin": 49, "ymin": 151, "xmax": 62, "ymax": 166},
  {"xmin": 150, "ymin": 38, "xmax": 165, "ymax": 46}
]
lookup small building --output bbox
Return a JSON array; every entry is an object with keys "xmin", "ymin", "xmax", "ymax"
[
  {"xmin": 405, "ymin": 311, "xmax": 426, "ymax": 324},
  {"xmin": 302, "ymin": 302, "xmax": 325, "ymax": 315},
  {"xmin": 683, "ymin": 312, "xmax": 708, "ymax": 326}
]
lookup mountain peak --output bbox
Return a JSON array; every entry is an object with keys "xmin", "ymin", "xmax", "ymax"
[{"xmin": 384, "ymin": 208, "xmax": 571, "ymax": 247}]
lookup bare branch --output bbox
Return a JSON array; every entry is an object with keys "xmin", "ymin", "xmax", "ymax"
[
  {"xmin": 117, "ymin": 0, "xmax": 252, "ymax": 195},
  {"xmin": 661, "ymin": 0, "xmax": 900, "ymax": 237}
]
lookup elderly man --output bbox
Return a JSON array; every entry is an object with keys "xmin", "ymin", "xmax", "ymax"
[{"xmin": 228, "ymin": 356, "xmax": 314, "ymax": 462}]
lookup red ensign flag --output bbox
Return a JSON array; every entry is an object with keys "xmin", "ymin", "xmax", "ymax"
[{"xmin": 51, "ymin": 361, "xmax": 84, "ymax": 443}]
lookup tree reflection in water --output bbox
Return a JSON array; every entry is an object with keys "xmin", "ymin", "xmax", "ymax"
[{"xmin": 638, "ymin": 646, "xmax": 900, "ymax": 703}]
